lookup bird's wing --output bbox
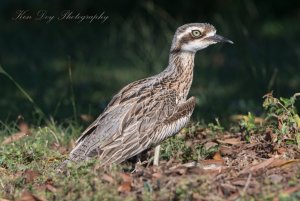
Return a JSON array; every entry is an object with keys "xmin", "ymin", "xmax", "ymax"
[
  {"xmin": 97, "ymin": 93, "xmax": 196, "ymax": 165},
  {"xmin": 70, "ymin": 87, "xmax": 195, "ymax": 164},
  {"xmin": 70, "ymin": 89, "xmax": 176, "ymax": 162},
  {"xmin": 151, "ymin": 96, "xmax": 195, "ymax": 145},
  {"xmin": 75, "ymin": 77, "xmax": 154, "ymax": 144},
  {"xmin": 91, "ymin": 89, "xmax": 177, "ymax": 164}
]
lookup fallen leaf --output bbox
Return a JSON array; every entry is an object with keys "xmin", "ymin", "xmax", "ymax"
[
  {"xmin": 282, "ymin": 186, "xmax": 300, "ymax": 195},
  {"xmin": 45, "ymin": 184, "xmax": 57, "ymax": 193},
  {"xmin": 2, "ymin": 132, "xmax": 27, "ymax": 145},
  {"xmin": 219, "ymin": 145, "xmax": 235, "ymax": 155},
  {"xmin": 23, "ymin": 170, "xmax": 40, "ymax": 183},
  {"xmin": 152, "ymin": 172, "xmax": 163, "ymax": 179},
  {"xmin": 220, "ymin": 183, "xmax": 237, "ymax": 194},
  {"xmin": 204, "ymin": 142, "xmax": 218, "ymax": 150},
  {"xmin": 268, "ymin": 159, "xmax": 300, "ymax": 169},
  {"xmin": 119, "ymin": 173, "xmax": 132, "ymax": 182},
  {"xmin": 192, "ymin": 192, "xmax": 204, "ymax": 201},
  {"xmin": 16, "ymin": 191, "xmax": 44, "ymax": 201},
  {"xmin": 217, "ymin": 138, "xmax": 243, "ymax": 145},
  {"xmin": 102, "ymin": 174, "xmax": 115, "ymax": 183},
  {"xmin": 201, "ymin": 160, "xmax": 224, "ymax": 167},
  {"xmin": 176, "ymin": 167, "xmax": 187, "ymax": 175},
  {"xmin": 277, "ymin": 147, "xmax": 287, "ymax": 154},
  {"xmin": 239, "ymin": 158, "xmax": 275, "ymax": 175},
  {"xmin": 200, "ymin": 160, "xmax": 225, "ymax": 174},
  {"xmin": 213, "ymin": 151, "xmax": 223, "ymax": 161},
  {"xmin": 118, "ymin": 182, "xmax": 131, "ymax": 193},
  {"xmin": 231, "ymin": 179, "xmax": 248, "ymax": 186},
  {"xmin": 2, "ymin": 120, "xmax": 31, "ymax": 145}
]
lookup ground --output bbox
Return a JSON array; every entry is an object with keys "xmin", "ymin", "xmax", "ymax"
[{"xmin": 0, "ymin": 93, "xmax": 300, "ymax": 201}]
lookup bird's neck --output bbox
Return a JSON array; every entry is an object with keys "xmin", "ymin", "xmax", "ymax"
[
  {"xmin": 167, "ymin": 51, "xmax": 195, "ymax": 74},
  {"xmin": 164, "ymin": 51, "xmax": 195, "ymax": 101}
]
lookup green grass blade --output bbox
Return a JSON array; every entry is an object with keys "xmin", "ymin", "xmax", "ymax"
[{"xmin": 0, "ymin": 65, "xmax": 46, "ymax": 119}]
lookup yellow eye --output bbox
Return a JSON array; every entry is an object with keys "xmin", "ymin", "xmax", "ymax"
[{"xmin": 191, "ymin": 30, "xmax": 202, "ymax": 37}]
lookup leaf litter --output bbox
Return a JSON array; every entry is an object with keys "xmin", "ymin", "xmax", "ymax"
[{"xmin": 1, "ymin": 93, "xmax": 300, "ymax": 200}]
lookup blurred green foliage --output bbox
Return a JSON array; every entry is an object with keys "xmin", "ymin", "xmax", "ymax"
[{"xmin": 0, "ymin": 0, "xmax": 299, "ymax": 123}]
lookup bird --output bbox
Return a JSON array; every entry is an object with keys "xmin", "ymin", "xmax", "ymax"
[{"xmin": 59, "ymin": 23, "xmax": 233, "ymax": 168}]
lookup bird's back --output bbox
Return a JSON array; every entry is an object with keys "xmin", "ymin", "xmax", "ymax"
[{"xmin": 68, "ymin": 74, "xmax": 179, "ymax": 164}]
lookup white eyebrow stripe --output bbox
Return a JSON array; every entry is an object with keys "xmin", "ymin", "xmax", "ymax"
[
  {"xmin": 177, "ymin": 26, "xmax": 203, "ymax": 39},
  {"xmin": 177, "ymin": 27, "xmax": 217, "ymax": 40}
]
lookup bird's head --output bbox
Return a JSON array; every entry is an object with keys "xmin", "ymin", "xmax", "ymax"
[{"xmin": 171, "ymin": 23, "xmax": 233, "ymax": 53}]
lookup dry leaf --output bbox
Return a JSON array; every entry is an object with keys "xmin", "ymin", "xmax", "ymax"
[
  {"xmin": 16, "ymin": 191, "xmax": 44, "ymax": 201},
  {"xmin": 174, "ymin": 167, "xmax": 187, "ymax": 175},
  {"xmin": 118, "ymin": 182, "xmax": 131, "ymax": 193},
  {"xmin": 201, "ymin": 160, "xmax": 224, "ymax": 167},
  {"xmin": 200, "ymin": 160, "xmax": 225, "ymax": 174},
  {"xmin": 2, "ymin": 132, "xmax": 27, "ymax": 145},
  {"xmin": 231, "ymin": 179, "xmax": 248, "ymax": 186},
  {"xmin": 46, "ymin": 184, "xmax": 57, "ymax": 193},
  {"xmin": 213, "ymin": 151, "xmax": 223, "ymax": 161},
  {"xmin": 277, "ymin": 147, "xmax": 287, "ymax": 154},
  {"xmin": 2, "ymin": 121, "xmax": 31, "ymax": 145},
  {"xmin": 268, "ymin": 159, "xmax": 300, "ymax": 169},
  {"xmin": 119, "ymin": 173, "xmax": 132, "ymax": 182},
  {"xmin": 152, "ymin": 172, "xmax": 163, "ymax": 179},
  {"xmin": 217, "ymin": 138, "xmax": 243, "ymax": 145},
  {"xmin": 219, "ymin": 145, "xmax": 235, "ymax": 155},
  {"xmin": 192, "ymin": 192, "xmax": 204, "ymax": 201},
  {"xmin": 23, "ymin": 170, "xmax": 40, "ymax": 183},
  {"xmin": 204, "ymin": 142, "xmax": 218, "ymax": 150},
  {"xmin": 102, "ymin": 174, "xmax": 115, "ymax": 183},
  {"xmin": 240, "ymin": 158, "xmax": 275, "ymax": 174},
  {"xmin": 282, "ymin": 186, "xmax": 300, "ymax": 195}
]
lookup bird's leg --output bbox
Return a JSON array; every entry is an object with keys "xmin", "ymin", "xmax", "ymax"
[
  {"xmin": 153, "ymin": 145, "xmax": 161, "ymax": 166},
  {"xmin": 136, "ymin": 153, "xmax": 142, "ymax": 164}
]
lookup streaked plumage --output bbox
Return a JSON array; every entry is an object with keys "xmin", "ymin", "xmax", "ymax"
[{"xmin": 60, "ymin": 23, "xmax": 233, "ymax": 168}]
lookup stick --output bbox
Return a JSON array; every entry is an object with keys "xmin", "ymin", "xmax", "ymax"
[{"xmin": 153, "ymin": 145, "xmax": 161, "ymax": 166}]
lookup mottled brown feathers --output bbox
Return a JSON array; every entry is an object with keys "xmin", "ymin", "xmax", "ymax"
[{"xmin": 60, "ymin": 23, "xmax": 218, "ymax": 167}]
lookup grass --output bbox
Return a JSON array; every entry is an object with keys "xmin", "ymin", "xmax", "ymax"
[
  {"xmin": 0, "ymin": 1, "xmax": 299, "ymax": 200},
  {"xmin": 1, "ymin": 93, "xmax": 300, "ymax": 200},
  {"xmin": 1, "ymin": 61, "xmax": 300, "ymax": 200}
]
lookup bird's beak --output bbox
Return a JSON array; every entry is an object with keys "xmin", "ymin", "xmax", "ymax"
[{"xmin": 207, "ymin": 34, "xmax": 234, "ymax": 44}]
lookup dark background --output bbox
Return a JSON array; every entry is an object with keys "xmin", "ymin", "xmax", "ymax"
[{"xmin": 0, "ymin": 0, "xmax": 299, "ymax": 124}]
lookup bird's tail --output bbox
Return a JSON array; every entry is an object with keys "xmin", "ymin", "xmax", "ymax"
[{"xmin": 56, "ymin": 140, "xmax": 88, "ymax": 172}]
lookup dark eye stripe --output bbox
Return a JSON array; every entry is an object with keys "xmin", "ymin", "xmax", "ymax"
[{"xmin": 171, "ymin": 32, "xmax": 205, "ymax": 53}]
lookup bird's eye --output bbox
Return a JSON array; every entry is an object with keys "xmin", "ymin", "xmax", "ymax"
[{"xmin": 191, "ymin": 30, "xmax": 202, "ymax": 37}]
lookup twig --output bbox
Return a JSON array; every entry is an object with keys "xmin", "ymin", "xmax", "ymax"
[
  {"xmin": 0, "ymin": 178, "xmax": 4, "ymax": 189},
  {"xmin": 242, "ymin": 173, "xmax": 252, "ymax": 195},
  {"xmin": 153, "ymin": 145, "xmax": 161, "ymax": 166}
]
